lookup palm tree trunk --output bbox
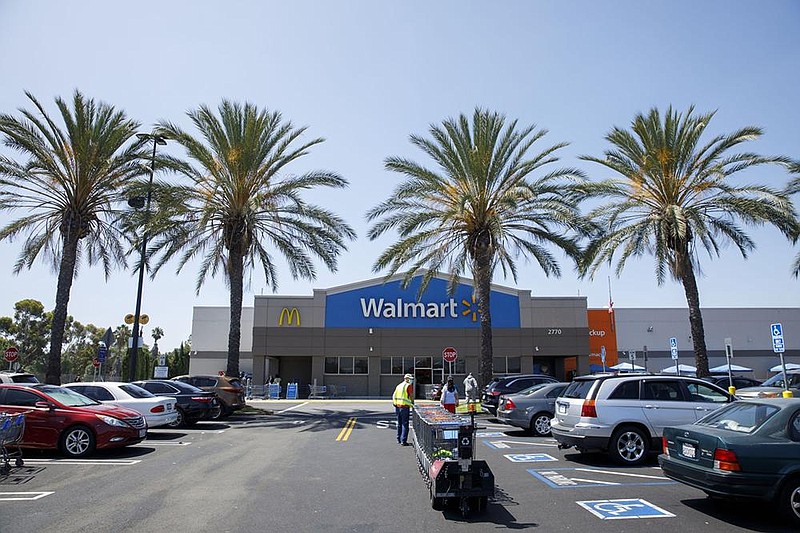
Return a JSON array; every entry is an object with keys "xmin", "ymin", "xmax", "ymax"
[
  {"xmin": 679, "ymin": 253, "xmax": 710, "ymax": 377},
  {"xmin": 226, "ymin": 245, "xmax": 244, "ymax": 377},
  {"xmin": 46, "ymin": 233, "xmax": 79, "ymax": 384},
  {"xmin": 473, "ymin": 243, "xmax": 494, "ymax": 389}
]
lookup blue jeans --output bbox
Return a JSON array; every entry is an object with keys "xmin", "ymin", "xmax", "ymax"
[{"xmin": 395, "ymin": 406, "xmax": 410, "ymax": 444}]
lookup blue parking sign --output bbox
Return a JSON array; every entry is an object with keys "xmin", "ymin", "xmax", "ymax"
[{"xmin": 771, "ymin": 323, "xmax": 785, "ymax": 353}]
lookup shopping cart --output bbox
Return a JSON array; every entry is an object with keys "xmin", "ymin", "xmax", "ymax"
[{"xmin": 0, "ymin": 412, "xmax": 26, "ymax": 475}]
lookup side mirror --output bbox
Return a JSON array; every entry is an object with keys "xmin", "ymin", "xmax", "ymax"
[{"xmin": 35, "ymin": 401, "xmax": 53, "ymax": 410}]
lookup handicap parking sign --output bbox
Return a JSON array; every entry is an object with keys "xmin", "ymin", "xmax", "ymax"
[
  {"xmin": 577, "ymin": 499, "xmax": 675, "ymax": 520},
  {"xmin": 504, "ymin": 453, "xmax": 557, "ymax": 463},
  {"xmin": 771, "ymin": 323, "xmax": 785, "ymax": 353}
]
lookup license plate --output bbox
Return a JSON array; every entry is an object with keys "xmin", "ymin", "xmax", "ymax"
[
  {"xmin": 557, "ymin": 403, "xmax": 568, "ymax": 415},
  {"xmin": 139, "ymin": 429, "xmax": 147, "ymax": 438},
  {"xmin": 681, "ymin": 442, "xmax": 696, "ymax": 459}
]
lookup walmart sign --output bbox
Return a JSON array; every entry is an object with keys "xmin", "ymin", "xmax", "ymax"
[{"xmin": 325, "ymin": 277, "xmax": 520, "ymax": 328}]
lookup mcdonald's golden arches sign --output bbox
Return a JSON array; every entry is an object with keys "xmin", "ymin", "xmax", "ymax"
[{"xmin": 279, "ymin": 307, "xmax": 301, "ymax": 326}]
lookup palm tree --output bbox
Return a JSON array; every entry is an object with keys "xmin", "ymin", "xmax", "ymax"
[
  {"xmin": 787, "ymin": 162, "xmax": 800, "ymax": 277},
  {"xmin": 367, "ymin": 108, "xmax": 589, "ymax": 387},
  {"xmin": 0, "ymin": 91, "xmax": 149, "ymax": 384},
  {"xmin": 152, "ymin": 100, "xmax": 355, "ymax": 377},
  {"xmin": 580, "ymin": 106, "xmax": 799, "ymax": 377}
]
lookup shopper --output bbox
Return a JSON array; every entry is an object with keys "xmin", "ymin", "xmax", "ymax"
[
  {"xmin": 463, "ymin": 372, "xmax": 479, "ymax": 403},
  {"xmin": 393, "ymin": 373, "xmax": 414, "ymax": 445},
  {"xmin": 440, "ymin": 376, "xmax": 459, "ymax": 413}
]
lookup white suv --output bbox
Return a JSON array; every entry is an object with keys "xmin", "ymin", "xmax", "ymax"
[
  {"xmin": 0, "ymin": 371, "xmax": 40, "ymax": 384},
  {"xmin": 551, "ymin": 374, "xmax": 734, "ymax": 465}
]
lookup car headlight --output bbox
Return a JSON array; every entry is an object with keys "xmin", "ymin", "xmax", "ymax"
[{"xmin": 96, "ymin": 414, "xmax": 128, "ymax": 427}]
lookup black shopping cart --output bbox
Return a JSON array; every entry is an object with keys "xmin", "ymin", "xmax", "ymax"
[{"xmin": 0, "ymin": 412, "xmax": 25, "ymax": 475}]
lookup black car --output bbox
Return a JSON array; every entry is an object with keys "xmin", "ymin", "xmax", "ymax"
[
  {"xmin": 702, "ymin": 375, "xmax": 762, "ymax": 390},
  {"xmin": 481, "ymin": 374, "xmax": 558, "ymax": 415},
  {"xmin": 133, "ymin": 380, "xmax": 219, "ymax": 427}
]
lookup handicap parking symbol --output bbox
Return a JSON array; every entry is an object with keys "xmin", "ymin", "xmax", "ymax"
[
  {"xmin": 504, "ymin": 453, "xmax": 557, "ymax": 463},
  {"xmin": 577, "ymin": 499, "xmax": 675, "ymax": 520}
]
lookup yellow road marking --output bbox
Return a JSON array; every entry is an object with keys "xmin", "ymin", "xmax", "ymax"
[{"xmin": 336, "ymin": 417, "xmax": 357, "ymax": 441}]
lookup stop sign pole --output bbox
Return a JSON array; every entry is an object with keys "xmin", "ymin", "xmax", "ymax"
[
  {"xmin": 442, "ymin": 346, "xmax": 458, "ymax": 377},
  {"xmin": 5, "ymin": 346, "xmax": 19, "ymax": 370}
]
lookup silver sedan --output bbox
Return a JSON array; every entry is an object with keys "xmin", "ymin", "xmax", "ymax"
[{"xmin": 496, "ymin": 382, "xmax": 569, "ymax": 436}]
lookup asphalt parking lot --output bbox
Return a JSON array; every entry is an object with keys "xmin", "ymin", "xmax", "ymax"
[{"xmin": 0, "ymin": 400, "xmax": 796, "ymax": 532}]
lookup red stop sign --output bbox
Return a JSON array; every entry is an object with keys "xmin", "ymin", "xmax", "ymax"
[
  {"xmin": 442, "ymin": 346, "xmax": 458, "ymax": 363},
  {"xmin": 4, "ymin": 346, "xmax": 18, "ymax": 363}
]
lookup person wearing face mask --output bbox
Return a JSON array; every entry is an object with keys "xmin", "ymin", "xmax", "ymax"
[{"xmin": 392, "ymin": 373, "xmax": 414, "ymax": 445}]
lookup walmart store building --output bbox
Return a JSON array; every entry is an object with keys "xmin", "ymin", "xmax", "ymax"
[
  {"xmin": 189, "ymin": 273, "xmax": 589, "ymax": 397},
  {"xmin": 190, "ymin": 272, "xmax": 799, "ymax": 397}
]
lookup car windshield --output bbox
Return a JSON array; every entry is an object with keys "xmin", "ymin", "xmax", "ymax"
[
  {"xmin": 38, "ymin": 385, "xmax": 99, "ymax": 407},
  {"xmin": 561, "ymin": 380, "xmax": 595, "ymax": 399},
  {"xmin": 12, "ymin": 374, "xmax": 39, "ymax": 383},
  {"xmin": 519, "ymin": 383, "xmax": 550, "ymax": 396},
  {"xmin": 120, "ymin": 384, "xmax": 156, "ymax": 398},
  {"xmin": 697, "ymin": 402, "xmax": 780, "ymax": 434},
  {"xmin": 760, "ymin": 372, "xmax": 800, "ymax": 388}
]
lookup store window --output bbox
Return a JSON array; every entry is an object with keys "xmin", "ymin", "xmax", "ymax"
[
  {"xmin": 492, "ymin": 356, "xmax": 521, "ymax": 374},
  {"xmin": 381, "ymin": 356, "xmax": 414, "ymax": 375},
  {"xmin": 325, "ymin": 356, "xmax": 369, "ymax": 375}
]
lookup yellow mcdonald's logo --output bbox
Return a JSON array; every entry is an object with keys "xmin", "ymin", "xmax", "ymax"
[{"xmin": 279, "ymin": 307, "xmax": 301, "ymax": 326}]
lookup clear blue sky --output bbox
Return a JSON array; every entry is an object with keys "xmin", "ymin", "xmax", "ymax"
[{"xmin": 1, "ymin": 1, "xmax": 798, "ymax": 352}]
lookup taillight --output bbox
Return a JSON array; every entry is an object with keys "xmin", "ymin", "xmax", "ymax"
[
  {"xmin": 490, "ymin": 390, "xmax": 501, "ymax": 396},
  {"xmin": 504, "ymin": 398, "xmax": 516, "ymax": 410},
  {"xmin": 662, "ymin": 436, "xmax": 669, "ymax": 456},
  {"xmin": 713, "ymin": 448, "xmax": 741, "ymax": 471},
  {"xmin": 150, "ymin": 405, "xmax": 165, "ymax": 413},
  {"xmin": 192, "ymin": 396, "xmax": 212, "ymax": 403},
  {"xmin": 580, "ymin": 400, "xmax": 597, "ymax": 418}
]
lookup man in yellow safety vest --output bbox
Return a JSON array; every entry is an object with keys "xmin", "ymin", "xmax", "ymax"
[{"xmin": 393, "ymin": 373, "xmax": 414, "ymax": 445}]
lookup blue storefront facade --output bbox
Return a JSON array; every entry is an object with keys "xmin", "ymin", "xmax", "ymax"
[{"xmin": 245, "ymin": 272, "xmax": 589, "ymax": 397}]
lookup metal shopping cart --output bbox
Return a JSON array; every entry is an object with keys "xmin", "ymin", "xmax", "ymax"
[{"xmin": 0, "ymin": 412, "xmax": 26, "ymax": 475}]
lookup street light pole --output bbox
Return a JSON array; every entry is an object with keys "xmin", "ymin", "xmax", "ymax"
[{"xmin": 128, "ymin": 132, "xmax": 167, "ymax": 382}]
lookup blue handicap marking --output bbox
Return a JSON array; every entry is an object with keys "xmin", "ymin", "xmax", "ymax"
[
  {"xmin": 772, "ymin": 323, "xmax": 783, "ymax": 338},
  {"xmin": 504, "ymin": 453, "xmax": 557, "ymax": 463},
  {"xmin": 476, "ymin": 432, "xmax": 506, "ymax": 438},
  {"xmin": 669, "ymin": 337, "xmax": 678, "ymax": 349},
  {"xmin": 577, "ymin": 498, "xmax": 675, "ymax": 520}
]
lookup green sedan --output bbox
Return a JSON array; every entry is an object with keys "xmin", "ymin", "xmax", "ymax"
[{"xmin": 659, "ymin": 398, "xmax": 800, "ymax": 527}]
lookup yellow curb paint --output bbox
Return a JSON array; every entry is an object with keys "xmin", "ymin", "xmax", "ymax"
[{"xmin": 336, "ymin": 417, "xmax": 357, "ymax": 441}]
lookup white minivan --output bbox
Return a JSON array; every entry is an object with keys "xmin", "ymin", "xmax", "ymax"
[{"xmin": 551, "ymin": 374, "xmax": 734, "ymax": 465}]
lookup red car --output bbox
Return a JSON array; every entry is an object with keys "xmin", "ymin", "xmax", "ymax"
[{"xmin": 0, "ymin": 384, "xmax": 147, "ymax": 458}]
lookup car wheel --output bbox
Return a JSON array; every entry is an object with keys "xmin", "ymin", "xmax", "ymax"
[
  {"xmin": 530, "ymin": 412, "xmax": 553, "ymax": 437},
  {"xmin": 610, "ymin": 426, "xmax": 649, "ymax": 465},
  {"xmin": 209, "ymin": 404, "xmax": 224, "ymax": 420},
  {"xmin": 780, "ymin": 477, "xmax": 800, "ymax": 527},
  {"xmin": 60, "ymin": 426, "xmax": 95, "ymax": 458},
  {"xmin": 168, "ymin": 408, "xmax": 185, "ymax": 428}
]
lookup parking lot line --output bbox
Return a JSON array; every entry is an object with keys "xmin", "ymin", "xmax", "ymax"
[
  {"xmin": 573, "ymin": 468, "xmax": 669, "ymax": 480},
  {"xmin": 20, "ymin": 459, "xmax": 141, "ymax": 466},
  {"xmin": 0, "ymin": 491, "xmax": 54, "ymax": 501},
  {"xmin": 278, "ymin": 402, "xmax": 309, "ymax": 413},
  {"xmin": 336, "ymin": 417, "xmax": 357, "ymax": 441}
]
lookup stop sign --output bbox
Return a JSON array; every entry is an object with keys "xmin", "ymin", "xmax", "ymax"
[
  {"xmin": 4, "ymin": 346, "xmax": 18, "ymax": 363},
  {"xmin": 442, "ymin": 346, "xmax": 458, "ymax": 363}
]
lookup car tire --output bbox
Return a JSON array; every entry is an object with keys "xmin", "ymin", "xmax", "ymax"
[
  {"xmin": 60, "ymin": 425, "xmax": 96, "ymax": 458},
  {"xmin": 780, "ymin": 477, "xmax": 800, "ymax": 527},
  {"xmin": 168, "ymin": 408, "xmax": 185, "ymax": 428},
  {"xmin": 209, "ymin": 404, "xmax": 224, "ymax": 420},
  {"xmin": 529, "ymin": 412, "xmax": 553, "ymax": 437},
  {"xmin": 609, "ymin": 425, "xmax": 649, "ymax": 465}
]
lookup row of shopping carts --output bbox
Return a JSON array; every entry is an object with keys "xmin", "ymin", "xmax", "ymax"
[{"xmin": 0, "ymin": 412, "xmax": 25, "ymax": 475}]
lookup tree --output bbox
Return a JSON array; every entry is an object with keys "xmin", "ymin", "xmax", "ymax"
[
  {"xmin": 0, "ymin": 91, "xmax": 150, "ymax": 383},
  {"xmin": 367, "ymin": 108, "xmax": 589, "ymax": 387},
  {"xmin": 580, "ymin": 106, "xmax": 799, "ymax": 377},
  {"xmin": 152, "ymin": 100, "xmax": 355, "ymax": 377},
  {"xmin": 0, "ymin": 299, "xmax": 50, "ymax": 374},
  {"xmin": 787, "ymin": 162, "xmax": 800, "ymax": 277}
]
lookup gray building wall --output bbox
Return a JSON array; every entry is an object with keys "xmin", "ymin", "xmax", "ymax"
[{"xmin": 614, "ymin": 307, "xmax": 800, "ymax": 379}]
